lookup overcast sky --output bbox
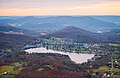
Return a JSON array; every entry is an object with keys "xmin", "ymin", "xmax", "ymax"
[{"xmin": 0, "ymin": 0, "xmax": 120, "ymax": 16}]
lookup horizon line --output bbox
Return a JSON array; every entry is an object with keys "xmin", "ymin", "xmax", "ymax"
[{"xmin": 0, "ymin": 15, "xmax": 120, "ymax": 16}]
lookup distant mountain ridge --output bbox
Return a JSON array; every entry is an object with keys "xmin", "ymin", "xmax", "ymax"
[
  {"xmin": 0, "ymin": 16, "xmax": 120, "ymax": 43},
  {"xmin": 0, "ymin": 16, "xmax": 119, "ymax": 32},
  {"xmin": 93, "ymin": 16, "xmax": 120, "ymax": 24},
  {"xmin": 0, "ymin": 25, "xmax": 40, "ymax": 37}
]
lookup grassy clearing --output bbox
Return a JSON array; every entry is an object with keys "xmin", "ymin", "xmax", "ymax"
[
  {"xmin": 98, "ymin": 66, "xmax": 120, "ymax": 72},
  {"xmin": 98, "ymin": 66, "xmax": 110, "ymax": 71},
  {"xmin": 110, "ymin": 68, "xmax": 120, "ymax": 72},
  {"xmin": 0, "ymin": 75, "xmax": 14, "ymax": 78},
  {"xmin": 37, "ymin": 68, "xmax": 44, "ymax": 71},
  {"xmin": 90, "ymin": 69, "xmax": 98, "ymax": 72},
  {"xmin": 0, "ymin": 66, "xmax": 14, "ymax": 74},
  {"xmin": 91, "ymin": 66, "xmax": 120, "ymax": 74},
  {"xmin": 11, "ymin": 62, "xmax": 28, "ymax": 67},
  {"xmin": 113, "ymin": 75, "xmax": 120, "ymax": 78},
  {"xmin": 9, "ymin": 70, "xmax": 20, "ymax": 75}
]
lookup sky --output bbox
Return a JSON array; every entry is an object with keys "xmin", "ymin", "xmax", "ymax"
[{"xmin": 0, "ymin": 0, "xmax": 120, "ymax": 16}]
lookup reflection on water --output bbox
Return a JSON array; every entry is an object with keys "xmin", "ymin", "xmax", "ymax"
[{"xmin": 25, "ymin": 47, "xmax": 94, "ymax": 64}]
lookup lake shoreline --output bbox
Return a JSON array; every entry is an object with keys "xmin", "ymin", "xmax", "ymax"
[{"xmin": 25, "ymin": 47, "xmax": 95, "ymax": 64}]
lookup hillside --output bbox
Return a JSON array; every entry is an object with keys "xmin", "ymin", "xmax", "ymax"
[
  {"xmin": 0, "ymin": 25, "xmax": 39, "ymax": 37},
  {"xmin": 48, "ymin": 26, "xmax": 100, "ymax": 43},
  {"xmin": 105, "ymin": 29, "xmax": 120, "ymax": 34},
  {"xmin": 93, "ymin": 16, "xmax": 120, "ymax": 24},
  {"xmin": 0, "ymin": 32, "xmax": 34, "ymax": 51},
  {"xmin": 101, "ymin": 29, "xmax": 120, "ymax": 43}
]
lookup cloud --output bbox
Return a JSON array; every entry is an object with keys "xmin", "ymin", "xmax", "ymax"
[
  {"xmin": 0, "ymin": 0, "xmax": 120, "ymax": 15},
  {"xmin": 0, "ymin": 3, "xmax": 120, "ymax": 16},
  {"xmin": 0, "ymin": 0, "xmax": 120, "ymax": 9}
]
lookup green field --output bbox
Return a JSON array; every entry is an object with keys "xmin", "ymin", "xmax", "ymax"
[
  {"xmin": 113, "ymin": 75, "xmax": 120, "ymax": 78},
  {"xmin": 0, "ymin": 75, "xmax": 14, "ymax": 78},
  {"xmin": 0, "ymin": 66, "xmax": 14, "ymax": 74},
  {"xmin": 9, "ymin": 70, "xmax": 20, "ymax": 75}
]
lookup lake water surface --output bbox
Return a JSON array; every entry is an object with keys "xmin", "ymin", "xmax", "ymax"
[{"xmin": 25, "ymin": 47, "xmax": 94, "ymax": 64}]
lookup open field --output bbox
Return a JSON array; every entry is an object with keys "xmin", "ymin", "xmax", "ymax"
[{"xmin": 0, "ymin": 66, "xmax": 14, "ymax": 74}]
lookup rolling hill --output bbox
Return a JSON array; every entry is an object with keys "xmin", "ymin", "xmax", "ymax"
[
  {"xmin": 48, "ymin": 26, "xmax": 100, "ymax": 43},
  {"xmin": 0, "ymin": 32, "xmax": 35, "ymax": 51},
  {"xmin": 101, "ymin": 29, "xmax": 120, "ymax": 43},
  {"xmin": 47, "ymin": 26, "xmax": 120, "ymax": 43}
]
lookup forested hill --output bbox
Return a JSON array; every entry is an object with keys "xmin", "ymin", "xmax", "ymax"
[
  {"xmin": 0, "ymin": 32, "xmax": 35, "ymax": 51},
  {"xmin": 48, "ymin": 26, "xmax": 101, "ymax": 43}
]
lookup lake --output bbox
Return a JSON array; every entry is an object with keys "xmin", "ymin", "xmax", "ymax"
[{"xmin": 25, "ymin": 47, "xmax": 94, "ymax": 64}]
